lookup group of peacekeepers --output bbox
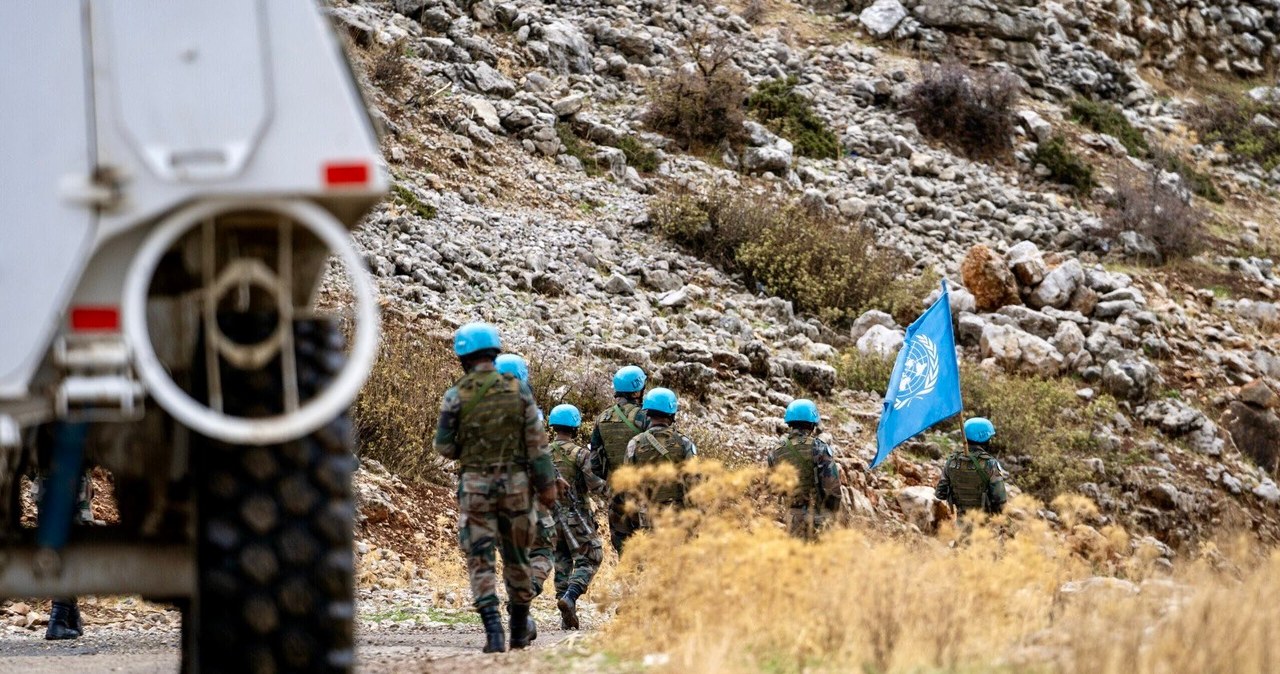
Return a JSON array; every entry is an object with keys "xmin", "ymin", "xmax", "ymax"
[{"xmin": 432, "ymin": 322, "xmax": 1008, "ymax": 653}]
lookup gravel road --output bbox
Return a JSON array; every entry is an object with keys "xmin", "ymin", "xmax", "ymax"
[{"xmin": 0, "ymin": 626, "xmax": 577, "ymax": 673}]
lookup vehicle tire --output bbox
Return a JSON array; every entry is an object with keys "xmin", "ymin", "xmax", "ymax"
[{"xmin": 184, "ymin": 316, "xmax": 357, "ymax": 674}]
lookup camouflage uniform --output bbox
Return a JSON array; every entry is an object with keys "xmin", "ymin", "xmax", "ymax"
[
  {"xmin": 624, "ymin": 422, "xmax": 697, "ymax": 530},
  {"xmin": 588, "ymin": 400, "xmax": 649, "ymax": 552},
  {"xmin": 766, "ymin": 429, "xmax": 842, "ymax": 538},
  {"xmin": 434, "ymin": 363, "xmax": 557, "ymax": 610},
  {"xmin": 549, "ymin": 438, "xmax": 605, "ymax": 596},
  {"xmin": 934, "ymin": 447, "xmax": 1008, "ymax": 516}
]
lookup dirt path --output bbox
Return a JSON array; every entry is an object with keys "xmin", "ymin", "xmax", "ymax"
[{"xmin": 0, "ymin": 627, "xmax": 578, "ymax": 673}]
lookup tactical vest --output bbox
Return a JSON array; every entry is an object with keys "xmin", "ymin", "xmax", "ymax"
[
  {"xmin": 775, "ymin": 433, "xmax": 818, "ymax": 505},
  {"xmin": 456, "ymin": 371, "xmax": 527, "ymax": 469},
  {"xmin": 945, "ymin": 452, "xmax": 991, "ymax": 511},
  {"xmin": 631, "ymin": 425, "xmax": 688, "ymax": 503},
  {"xmin": 551, "ymin": 439, "xmax": 584, "ymax": 496},
  {"xmin": 596, "ymin": 403, "xmax": 643, "ymax": 477}
]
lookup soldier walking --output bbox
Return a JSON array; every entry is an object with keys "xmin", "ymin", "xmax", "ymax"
[
  {"xmin": 624, "ymin": 388, "xmax": 697, "ymax": 532},
  {"xmin": 544, "ymin": 404, "xmax": 605, "ymax": 629},
  {"xmin": 766, "ymin": 399, "xmax": 842, "ymax": 539},
  {"xmin": 935, "ymin": 417, "xmax": 1008, "ymax": 516},
  {"xmin": 587, "ymin": 366, "xmax": 649, "ymax": 554},
  {"xmin": 434, "ymin": 324, "xmax": 558, "ymax": 653}
]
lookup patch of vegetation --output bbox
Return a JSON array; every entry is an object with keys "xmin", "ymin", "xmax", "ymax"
[
  {"xmin": 391, "ymin": 183, "xmax": 437, "ymax": 220},
  {"xmin": 1190, "ymin": 96, "xmax": 1280, "ymax": 171},
  {"xmin": 615, "ymin": 135, "xmax": 661, "ymax": 172},
  {"xmin": 960, "ymin": 368, "xmax": 1118, "ymax": 502},
  {"xmin": 747, "ymin": 77, "xmax": 841, "ymax": 160},
  {"xmin": 353, "ymin": 317, "xmax": 457, "ymax": 485},
  {"xmin": 649, "ymin": 191, "xmax": 929, "ymax": 325},
  {"xmin": 1150, "ymin": 146, "xmax": 1223, "ymax": 204},
  {"xmin": 836, "ymin": 349, "xmax": 896, "ymax": 394},
  {"xmin": 903, "ymin": 62, "xmax": 1020, "ymax": 161},
  {"xmin": 1104, "ymin": 172, "xmax": 1207, "ymax": 264},
  {"xmin": 557, "ymin": 123, "xmax": 601, "ymax": 176},
  {"xmin": 643, "ymin": 28, "xmax": 749, "ymax": 150},
  {"xmin": 1031, "ymin": 135, "xmax": 1096, "ymax": 192},
  {"xmin": 370, "ymin": 42, "xmax": 413, "ymax": 92},
  {"xmin": 1069, "ymin": 98, "xmax": 1149, "ymax": 157}
]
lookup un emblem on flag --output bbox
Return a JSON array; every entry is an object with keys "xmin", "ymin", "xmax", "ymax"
[{"xmin": 893, "ymin": 334, "xmax": 939, "ymax": 410}]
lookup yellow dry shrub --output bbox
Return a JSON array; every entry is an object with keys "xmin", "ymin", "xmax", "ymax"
[{"xmin": 602, "ymin": 460, "xmax": 1278, "ymax": 674}]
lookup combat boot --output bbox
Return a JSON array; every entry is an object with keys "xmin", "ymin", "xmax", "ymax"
[
  {"xmin": 479, "ymin": 606, "xmax": 505, "ymax": 653},
  {"xmin": 45, "ymin": 599, "xmax": 81, "ymax": 640},
  {"xmin": 558, "ymin": 585, "xmax": 582, "ymax": 630},
  {"xmin": 508, "ymin": 602, "xmax": 532, "ymax": 649}
]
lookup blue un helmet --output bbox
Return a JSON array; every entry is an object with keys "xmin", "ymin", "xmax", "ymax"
[
  {"xmin": 613, "ymin": 365, "xmax": 647, "ymax": 394},
  {"xmin": 495, "ymin": 353, "xmax": 530, "ymax": 384},
  {"xmin": 548, "ymin": 404, "xmax": 583, "ymax": 429},
  {"xmin": 784, "ymin": 399, "xmax": 820, "ymax": 425},
  {"xmin": 963, "ymin": 417, "xmax": 996, "ymax": 443},
  {"xmin": 642, "ymin": 387, "xmax": 679, "ymax": 416},
  {"xmin": 454, "ymin": 322, "xmax": 501, "ymax": 357}
]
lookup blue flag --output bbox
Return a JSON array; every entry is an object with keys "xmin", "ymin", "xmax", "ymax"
[{"xmin": 873, "ymin": 281, "xmax": 963, "ymax": 468}]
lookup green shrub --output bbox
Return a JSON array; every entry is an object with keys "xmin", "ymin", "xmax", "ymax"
[
  {"xmin": 649, "ymin": 191, "xmax": 929, "ymax": 325},
  {"xmin": 616, "ymin": 135, "xmax": 661, "ymax": 173},
  {"xmin": 836, "ymin": 350, "xmax": 896, "ymax": 393},
  {"xmin": 904, "ymin": 63, "xmax": 1020, "ymax": 161},
  {"xmin": 1031, "ymin": 135, "xmax": 1096, "ymax": 192},
  {"xmin": 643, "ymin": 29, "xmax": 749, "ymax": 150},
  {"xmin": 1150, "ymin": 146, "xmax": 1223, "ymax": 203},
  {"xmin": 1190, "ymin": 97, "xmax": 1280, "ymax": 171},
  {"xmin": 557, "ymin": 123, "xmax": 601, "ymax": 176},
  {"xmin": 959, "ymin": 367, "xmax": 1121, "ymax": 503},
  {"xmin": 1069, "ymin": 98, "xmax": 1149, "ymax": 157},
  {"xmin": 391, "ymin": 183, "xmax": 437, "ymax": 220},
  {"xmin": 370, "ymin": 42, "xmax": 413, "ymax": 92},
  {"xmin": 747, "ymin": 77, "xmax": 841, "ymax": 160}
]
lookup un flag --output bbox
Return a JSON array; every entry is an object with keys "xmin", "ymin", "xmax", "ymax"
[{"xmin": 873, "ymin": 281, "xmax": 963, "ymax": 468}]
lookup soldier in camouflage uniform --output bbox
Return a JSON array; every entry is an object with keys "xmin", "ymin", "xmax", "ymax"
[
  {"xmin": 544, "ymin": 404, "xmax": 605, "ymax": 629},
  {"xmin": 434, "ymin": 325, "xmax": 558, "ymax": 653},
  {"xmin": 766, "ymin": 399, "xmax": 843, "ymax": 539},
  {"xmin": 935, "ymin": 417, "xmax": 1008, "ymax": 516},
  {"xmin": 588, "ymin": 365, "xmax": 649, "ymax": 554},
  {"xmin": 624, "ymin": 388, "xmax": 697, "ymax": 531}
]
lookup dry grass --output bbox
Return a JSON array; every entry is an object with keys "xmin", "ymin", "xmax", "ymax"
[
  {"xmin": 352, "ymin": 316, "xmax": 459, "ymax": 485},
  {"xmin": 603, "ymin": 462, "xmax": 1278, "ymax": 674}
]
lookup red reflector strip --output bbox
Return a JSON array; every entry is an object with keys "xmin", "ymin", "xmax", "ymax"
[
  {"xmin": 324, "ymin": 162, "xmax": 370, "ymax": 186},
  {"xmin": 70, "ymin": 306, "xmax": 120, "ymax": 332}
]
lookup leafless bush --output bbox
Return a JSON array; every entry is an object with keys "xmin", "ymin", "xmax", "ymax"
[
  {"xmin": 370, "ymin": 43, "xmax": 414, "ymax": 93},
  {"xmin": 643, "ymin": 28, "xmax": 749, "ymax": 150},
  {"xmin": 904, "ymin": 62, "xmax": 1020, "ymax": 161},
  {"xmin": 741, "ymin": 0, "xmax": 769, "ymax": 24},
  {"xmin": 1104, "ymin": 173, "xmax": 1206, "ymax": 264}
]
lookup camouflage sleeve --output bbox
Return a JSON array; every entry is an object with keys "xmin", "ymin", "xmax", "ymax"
[
  {"xmin": 519, "ymin": 382, "xmax": 555, "ymax": 491},
  {"xmin": 577, "ymin": 447, "xmax": 606, "ymax": 494},
  {"xmin": 814, "ymin": 441, "xmax": 842, "ymax": 510},
  {"xmin": 935, "ymin": 465, "xmax": 953, "ymax": 504},
  {"xmin": 432, "ymin": 387, "xmax": 462, "ymax": 460},
  {"xmin": 986, "ymin": 458, "xmax": 1008, "ymax": 513}
]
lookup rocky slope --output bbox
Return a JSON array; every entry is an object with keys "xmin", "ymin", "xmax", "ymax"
[{"xmin": 324, "ymin": 0, "xmax": 1280, "ymax": 555}]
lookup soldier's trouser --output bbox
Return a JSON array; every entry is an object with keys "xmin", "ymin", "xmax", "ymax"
[
  {"xmin": 457, "ymin": 468, "xmax": 537, "ymax": 609},
  {"xmin": 554, "ymin": 522, "xmax": 603, "ymax": 596},
  {"xmin": 785, "ymin": 506, "xmax": 828, "ymax": 540},
  {"xmin": 607, "ymin": 493, "xmax": 634, "ymax": 553},
  {"xmin": 529, "ymin": 502, "xmax": 556, "ymax": 597}
]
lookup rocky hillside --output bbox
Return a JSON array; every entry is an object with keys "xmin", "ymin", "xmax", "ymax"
[{"xmin": 324, "ymin": 0, "xmax": 1280, "ymax": 555}]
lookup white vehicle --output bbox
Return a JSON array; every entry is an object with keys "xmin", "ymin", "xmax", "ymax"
[{"xmin": 0, "ymin": 1, "xmax": 385, "ymax": 670}]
